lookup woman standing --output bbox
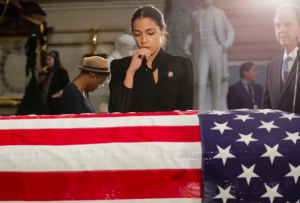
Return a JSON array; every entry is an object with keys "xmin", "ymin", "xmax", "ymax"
[
  {"xmin": 39, "ymin": 51, "xmax": 70, "ymax": 115},
  {"xmin": 108, "ymin": 5, "xmax": 193, "ymax": 113}
]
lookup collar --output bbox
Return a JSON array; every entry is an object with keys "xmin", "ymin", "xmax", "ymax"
[
  {"xmin": 284, "ymin": 47, "xmax": 297, "ymax": 60},
  {"xmin": 148, "ymin": 48, "xmax": 167, "ymax": 72},
  {"xmin": 241, "ymin": 79, "xmax": 252, "ymax": 85}
]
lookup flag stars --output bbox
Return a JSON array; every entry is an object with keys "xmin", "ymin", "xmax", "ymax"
[
  {"xmin": 214, "ymin": 185, "xmax": 235, "ymax": 203},
  {"xmin": 261, "ymin": 183, "xmax": 283, "ymax": 203},
  {"xmin": 285, "ymin": 164, "xmax": 300, "ymax": 184},
  {"xmin": 261, "ymin": 144, "xmax": 283, "ymax": 164},
  {"xmin": 255, "ymin": 109, "xmax": 276, "ymax": 115},
  {"xmin": 233, "ymin": 114, "xmax": 255, "ymax": 122},
  {"xmin": 258, "ymin": 121, "xmax": 279, "ymax": 133},
  {"xmin": 237, "ymin": 164, "xmax": 259, "ymax": 185},
  {"xmin": 280, "ymin": 113, "xmax": 300, "ymax": 121},
  {"xmin": 283, "ymin": 131, "xmax": 300, "ymax": 145},
  {"xmin": 211, "ymin": 122, "xmax": 233, "ymax": 134},
  {"xmin": 213, "ymin": 145, "xmax": 236, "ymax": 165},
  {"xmin": 236, "ymin": 133, "xmax": 258, "ymax": 146},
  {"xmin": 209, "ymin": 110, "xmax": 231, "ymax": 116}
]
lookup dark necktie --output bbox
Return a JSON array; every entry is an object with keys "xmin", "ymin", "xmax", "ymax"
[
  {"xmin": 283, "ymin": 56, "xmax": 292, "ymax": 83},
  {"xmin": 247, "ymin": 84, "xmax": 254, "ymax": 100}
]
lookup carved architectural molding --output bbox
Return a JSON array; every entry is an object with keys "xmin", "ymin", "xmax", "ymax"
[{"xmin": 40, "ymin": 0, "xmax": 164, "ymax": 11}]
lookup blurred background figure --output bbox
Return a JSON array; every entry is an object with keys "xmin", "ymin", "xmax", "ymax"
[
  {"xmin": 227, "ymin": 62, "xmax": 263, "ymax": 109},
  {"xmin": 38, "ymin": 51, "xmax": 70, "ymax": 115},
  {"xmin": 184, "ymin": 0, "xmax": 235, "ymax": 111}
]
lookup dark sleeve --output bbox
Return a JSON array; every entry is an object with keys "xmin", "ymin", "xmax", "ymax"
[
  {"xmin": 59, "ymin": 69, "xmax": 70, "ymax": 90},
  {"xmin": 261, "ymin": 64, "xmax": 272, "ymax": 109},
  {"xmin": 108, "ymin": 60, "xmax": 133, "ymax": 113},
  {"xmin": 60, "ymin": 86, "xmax": 85, "ymax": 114},
  {"xmin": 227, "ymin": 86, "xmax": 238, "ymax": 109},
  {"xmin": 176, "ymin": 58, "xmax": 194, "ymax": 110}
]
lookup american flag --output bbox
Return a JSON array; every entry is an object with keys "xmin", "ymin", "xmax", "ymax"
[
  {"xmin": 0, "ymin": 111, "xmax": 201, "ymax": 202},
  {"xmin": 199, "ymin": 109, "xmax": 300, "ymax": 203}
]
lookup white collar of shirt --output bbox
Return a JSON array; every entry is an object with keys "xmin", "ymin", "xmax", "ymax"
[
  {"xmin": 283, "ymin": 47, "xmax": 297, "ymax": 72},
  {"xmin": 284, "ymin": 47, "xmax": 297, "ymax": 61}
]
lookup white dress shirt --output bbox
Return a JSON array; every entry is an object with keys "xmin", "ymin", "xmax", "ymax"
[
  {"xmin": 283, "ymin": 47, "xmax": 297, "ymax": 72},
  {"xmin": 282, "ymin": 47, "xmax": 297, "ymax": 81}
]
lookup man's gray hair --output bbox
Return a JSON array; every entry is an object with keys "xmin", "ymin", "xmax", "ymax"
[{"xmin": 276, "ymin": 4, "xmax": 300, "ymax": 24}]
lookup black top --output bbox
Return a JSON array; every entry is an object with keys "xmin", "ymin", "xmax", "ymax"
[
  {"xmin": 40, "ymin": 67, "xmax": 70, "ymax": 108},
  {"xmin": 60, "ymin": 83, "xmax": 93, "ymax": 114},
  {"xmin": 108, "ymin": 49, "xmax": 194, "ymax": 113}
]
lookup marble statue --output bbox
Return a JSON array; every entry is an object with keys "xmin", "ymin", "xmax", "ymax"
[
  {"xmin": 106, "ymin": 34, "xmax": 137, "ymax": 84},
  {"xmin": 184, "ymin": 0, "xmax": 235, "ymax": 110}
]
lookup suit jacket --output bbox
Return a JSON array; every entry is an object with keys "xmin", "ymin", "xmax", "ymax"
[
  {"xmin": 262, "ymin": 54, "xmax": 300, "ymax": 114},
  {"xmin": 227, "ymin": 81, "xmax": 263, "ymax": 110},
  {"xmin": 184, "ymin": 6, "xmax": 235, "ymax": 83}
]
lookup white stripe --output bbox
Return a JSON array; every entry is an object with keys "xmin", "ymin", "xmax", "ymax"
[
  {"xmin": 0, "ymin": 142, "xmax": 202, "ymax": 172},
  {"xmin": 0, "ymin": 199, "xmax": 201, "ymax": 203},
  {"xmin": 0, "ymin": 115, "xmax": 199, "ymax": 130}
]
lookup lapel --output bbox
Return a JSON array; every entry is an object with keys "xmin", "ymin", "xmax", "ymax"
[
  {"xmin": 238, "ymin": 81, "xmax": 248, "ymax": 95},
  {"xmin": 279, "ymin": 59, "xmax": 297, "ymax": 100},
  {"xmin": 274, "ymin": 55, "xmax": 284, "ymax": 98}
]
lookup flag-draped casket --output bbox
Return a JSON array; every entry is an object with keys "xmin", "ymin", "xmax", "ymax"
[{"xmin": 0, "ymin": 109, "xmax": 300, "ymax": 203}]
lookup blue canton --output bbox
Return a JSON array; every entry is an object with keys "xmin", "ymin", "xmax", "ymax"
[{"xmin": 199, "ymin": 109, "xmax": 300, "ymax": 203}]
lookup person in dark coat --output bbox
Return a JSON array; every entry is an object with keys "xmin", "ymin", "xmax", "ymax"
[
  {"xmin": 39, "ymin": 51, "xmax": 70, "ymax": 115},
  {"xmin": 262, "ymin": 4, "xmax": 300, "ymax": 114},
  {"xmin": 60, "ymin": 56, "xmax": 110, "ymax": 114},
  {"xmin": 227, "ymin": 62, "xmax": 263, "ymax": 110},
  {"xmin": 108, "ymin": 5, "xmax": 193, "ymax": 113}
]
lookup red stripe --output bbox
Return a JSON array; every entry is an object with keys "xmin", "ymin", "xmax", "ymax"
[
  {"xmin": 0, "ymin": 126, "xmax": 201, "ymax": 145},
  {"xmin": 0, "ymin": 169, "xmax": 202, "ymax": 200},
  {"xmin": 0, "ymin": 111, "xmax": 198, "ymax": 120}
]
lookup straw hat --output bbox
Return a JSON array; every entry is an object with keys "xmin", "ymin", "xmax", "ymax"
[{"xmin": 78, "ymin": 56, "xmax": 110, "ymax": 73}]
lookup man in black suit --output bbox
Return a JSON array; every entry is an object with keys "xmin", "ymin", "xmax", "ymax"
[
  {"xmin": 227, "ymin": 62, "xmax": 263, "ymax": 109},
  {"xmin": 262, "ymin": 4, "xmax": 300, "ymax": 114}
]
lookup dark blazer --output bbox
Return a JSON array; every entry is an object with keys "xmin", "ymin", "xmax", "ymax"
[
  {"xmin": 108, "ymin": 49, "xmax": 194, "ymax": 113},
  {"xmin": 60, "ymin": 83, "xmax": 93, "ymax": 114},
  {"xmin": 227, "ymin": 81, "xmax": 263, "ymax": 109},
  {"xmin": 262, "ymin": 54, "xmax": 300, "ymax": 114},
  {"xmin": 40, "ymin": 68, "xmax": 70, "ymax": 114}
]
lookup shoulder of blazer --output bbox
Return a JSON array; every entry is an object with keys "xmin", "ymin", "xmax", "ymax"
[
  {"xmin": 110, "ymin": 56, "xmax": 132, "ymax": 73},
  {"xmin": 269, "ymin": 54, "xmax": 283, "ymax": 67},
  {"xmin": 228, "ymin": 81, "xmax": 242, "ymax": 91}
]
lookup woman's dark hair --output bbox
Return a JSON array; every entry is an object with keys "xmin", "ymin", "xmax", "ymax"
[
  {"xmin": 47, "ymin": 50, "xmax": 64, "ymax": 69},
  {"xmin": 131, "ymin": 5, "xmax": 168, "ymax": 48},
  {"xmin": 239, "ymin": 62, "xmax": 255, "ymax": 78},
  {"xmin": 80, "ymin": 70, "xmax": 110, "ymax": 77}
]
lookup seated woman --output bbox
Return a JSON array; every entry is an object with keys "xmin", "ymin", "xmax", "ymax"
[
  {"xmin": 60, "ymin": 56, "xmax": 110, "ymax": 114},
  {"xmin": 108, "ymin": 5, "xmax": 193, "ymax": 113}
]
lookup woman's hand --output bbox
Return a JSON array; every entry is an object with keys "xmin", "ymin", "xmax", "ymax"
[
  {"xmin": 123, "ymin": 49, "xmax": 150, "ymax": 89},
  {"xmin": 127, "ymin": 48, "xmax": 151, "ymax": 73},
  {"xmin": 52, "ymin": 91, "xmax": 62, "ymax": 98}
]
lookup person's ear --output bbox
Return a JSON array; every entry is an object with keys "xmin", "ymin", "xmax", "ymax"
[{"xmin": 90, "ymin": 73, "xmax": 97, "ymax": 81}]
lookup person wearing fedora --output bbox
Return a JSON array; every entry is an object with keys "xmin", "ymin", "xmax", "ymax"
[
  {"xmin": 60, "ymin": 56, "xmax": 110, "ymax": 114},
  {"xmin": 109, "ymin": 5, "xmax": 193, "ymax": 113}
]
